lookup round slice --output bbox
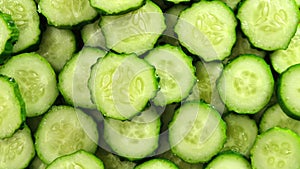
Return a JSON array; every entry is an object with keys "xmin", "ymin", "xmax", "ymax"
[
  {"xmin": 135, "ymin": 158, "xmax": 179, "ymax": 169},
  {"xmin": 260, "ymin": 104, "xmax": 300, "ymax": 135},
  {"xmin": 0, "ymin": 53, "xmax": 58, "ymax": 117},
  {"xmin": 37, "ymin": 26, "xmax": 76, "ymax": 72},
  {"xmin": 46, "ymin": 150, "xmax": 104, "ymax": 169},
  {"xmin": 0, "ymin": 0, "xmax": 40, "ymax": 53},
  {"xmin": 205, "ymin": 153, "xmax": 251, "ymax": 169},
  {"xmin": 90, "ymin": 0, "xmax": 145, "ymax": 14},
  {"xmin": 237, "ymin": 0, "xmax": 300, "ymax": 51},
  {"xmin": 38, "ymin": 0, "xmax": 98, "ymax": 27},
  {"xmin": 104, "ymin": 107, "xmax": 160, "ymax": 160},
  {"xmin": 222, "ymin": 113, "xmax": 258, "ymax": 157},
  {"xmin": 0, "ymin": 12, "xmax": 19, "ymax": 60},
  {"xmin": 144, "ymin": 44, "xmax": 196, "ymax": 106},
  {"xmin": 35, "ymin": 106, "xmax": 98, "ymax": 164},
  {"xmin": 251, "ymin": 127, "xmax": 300, "ymax": 169},
  {"xmin": 270, "ymin": 24, "xmax": 300, "ymax": 73},
  {"xmin": 100, "ymin": 0, "xmax": 166, "ymax": 55},
  {"xmin": 0, "ymin": 75, "xmax": 25, "ymax": 139},
  {"xmin": 89, "ymin": 52, "xmax": 158, "ymax": 120},
  {"xmin": 217, "ymin": 54, "xmax": 274, "ymax": 114},
  {"xmin": 0, "ymin": 125, "xmax": 35, "ymax": 169},
  {"xmin": 175, "ymin": 1, "xmax": 237, "ymax": 61},
  {"xmin": 277, "ymin": 64, "xmax": 300, "ymax": 120},
  {"xmin": 169, "ymin": 101, "xmax": 227, "ymax": 163},
  {"xmin": 58, "ymin": 47, "xmax": 107, "ymax": 109}
]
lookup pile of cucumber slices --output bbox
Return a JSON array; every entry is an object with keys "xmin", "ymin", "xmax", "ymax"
[{"xmin": 0, "ymin": 0, "xmax": 300, "ymax": 168}]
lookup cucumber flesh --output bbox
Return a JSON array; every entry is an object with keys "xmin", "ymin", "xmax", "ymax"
[
  {"xmin": 237, "ymin": 0, "xmax": 300, "ymax": 50},
  {"xmin": 251, "ymin": 127, "xmax": 300, "ymax": 169},
  {"xmin": 205, "ymin": 153, "xmax": 251, "ymax": 169}
]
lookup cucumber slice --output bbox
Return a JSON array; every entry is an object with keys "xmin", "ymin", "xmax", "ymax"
[
  {"xmin": 58, "ymin": 47, "xmax": 107, "ymax": 109},
  {"xmin": 251, "ymin": 127, "xmax": 300, "ymax": 169},
  {"xmin": 0, "ymin": 12, "xmax": 19, "ymax": 59},
  {"xmin": 220, "ymin": 0, "xmax": 241, "ymax": 10},
  {"xmin": 37, "ymin": 26, "xmax": 76, "ymax": 72},
  {"xmin": 38, "ymin": 0, "xmax": 98, "ymax": 27},
  {"xmin": 217, "ymin": 54, "xmax": 274, "ymax": 114},
  {"xmin": 104, "ymin": 108, "xmax": 160, "ymax": 159},
  {"xmin": 175, "ymin": 1, "xmax": 237, "ymax": 61},
  {"xmin": 0, "ymin": 0, "xmax": 40, "ymax": 53},
  {"xmin": 169, "ymin": 102, "xmax": 227, "ymax": 163},
  {"xmin": 222, "ymin": 113, "xmax": 258, "ymax": 157},
  {"xmin": 270, "ymin": 24, "xmax": 300, "ymax": 73},
  {"xmin": 35, "ymin": 106, "xmax": 99, "ymax": 164},
  {"xmin": 95, "ymin": 148, "xmax": 137, "ymax": 169},
  {"xmin": 0, "ymin": 53, "xmax": 59, "ymax": 117},
  {"xmin": 135, "ymin": 158, "xmax": 179, "ymax": 169},
  {"xmin": 90, "ymin": 0, "xmax": 145, "ymax": 15},
  {"xmin": 81, "ymin": 19, "xmax": 107, "ymax": 49},
  {"xmin": 0, "ymin": 125, "xmax": 35, "ymax": 169},
  {"xmin": 29, "ymin": 156, "xmax": 47, "ymax": 169},
  {"xmin": 205, "ymin": 153, "xmax": 251, "ymax": 169},
  {"xmin": 144, "ymin": 44, "xmax": 196, "ymax": 106},
  {"xmin": 260, "ymin": 104, "xmax": 300, "ymax": 136},
  {"xmin": 186, "ymin": 61, "xmax": 225, "ymax": 113},
  {"xmin": 89, "ymin": 52, "xmax": 158, "ymax": 120},
  {"xmin": 100, "ymin": 0, "xmax": 166, "ymax": 55},
  {"xmin": 277, "ymin": 64, "xmax": 300, "ymax": 120},
  {"xmin": 46, "ymin": 150, "xmax": 104, "ymax": 169},
  {"xmin": 0, "ymin": 75, "xmax": 25, "ymax": 139},
  {"xmin": 237, "ymin": 0, "xmax": 300, "ymax": 51}
]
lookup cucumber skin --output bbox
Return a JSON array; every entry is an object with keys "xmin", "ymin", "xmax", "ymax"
[
  {"xmin": 277, "ymin": 64, "xmax": 300, "ymax": 120},
  {"xmin": 0, "ymin": 12, "xmax": 19, "ymax": 62},
  {"xmin": 0, "ymin": 74, "xmax": 26, "ymax": 138},
  {"xmin": 90, "ymin": 0, "xmax": 146, "ymax": 15}
]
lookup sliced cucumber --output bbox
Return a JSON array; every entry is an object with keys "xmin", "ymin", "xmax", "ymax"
[
  {"xmin": 205, "ymin": 152, "xmax": 251, "ymax": 169},
  {"xmin": 260, "ymin": 104, "xmax": 300, "ymax": 136},
  {"xmin": 35, "ymin": 106, "xmax": 98, "ymax": 164},
  {"xmin": 175, "ymin": 1, "xmax": 237, "ymax": 61},
  {"xmin": 46, "ymin": 150, "xmax": 104, "ymax": 169},
  {"xmin": 251, "ymin": 127, "xmax": 300, "ymax": 169},
  {"xmin": 89, "ymin": 52, "xmax": 158, "ymax": 120},
  {"xmin": 95, "ymin": 148, "xmax": 137, "ymax": 169},
  {"xmin": 169, "ymin": 102, "xmax": 227, "ymax": 163},
  {"xmin": 38, "ymin": 0, "xmax": 98, "ymax": 27},
  {"xmin": 0, "ymin": 125, "xmax": 35, "ymax": 169},
  {"xmin": 0, "ymin": 0, "xmax": 40, "ymax": 53},
  {"xmin": 100, "ymin": 0, "xmax": 166, "ymax": 55},
  {"xmin": 0, "ymin": 53, "xmax": 59, "ymax": 117},
  {"xmin": 217, "ymin": 54, "xmax": 274, "ymax": 114},
  {"xmin": 270, "ymin": 24, "xmax": 300, "ymax": 73},
  {"xmin": 37, "ymin": 26, "xmax": 76, "ymax": 72},
  {"xmin": 104, "ymin": 107, "xmax": 160, "ymax": 159},
  {"xmin": 144, "ymin": 44, "xmax": 196, "ymax": 106},
  {"xmin": 0, "ymin": 75, "xmax": 25, "ymax": 139},
  {"xmin": 277, "ymin": 64, "xmax": 300, "ymax": 120},
  {"xmin": 58, "ymin": 47, "xmax": 107, "ymax": 109},
  {"xmin": 186, "ymin": 61, "xmax": 225, "ymax": 113},
  {"xmin": 90, "ymin": 0, "xmax": 145, "ymax": 15},
  {"xmin": 29, "ymin": 156, "xmax": 48, "ymax": 169},
  {"xmin": 135, "ymin": 158, "xmax": 179, "ymax": 169},
  {"xmin": 220, "ymin": 0, "xmax": 241, "ymax": 10},
  {"xmin": 81, "ymin": 19, "xmax": 107, "ymax": 49},
  {"xmin": 0, "ymin": 12, "xmax": 19, "ymax": 60},
  {"xmin": 237, "ymin": 0, "xmax": 300, "ymax": 50},
  {"xmin": 222, "ymin": 113, "xmax": 258, "ymax": 157}
]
